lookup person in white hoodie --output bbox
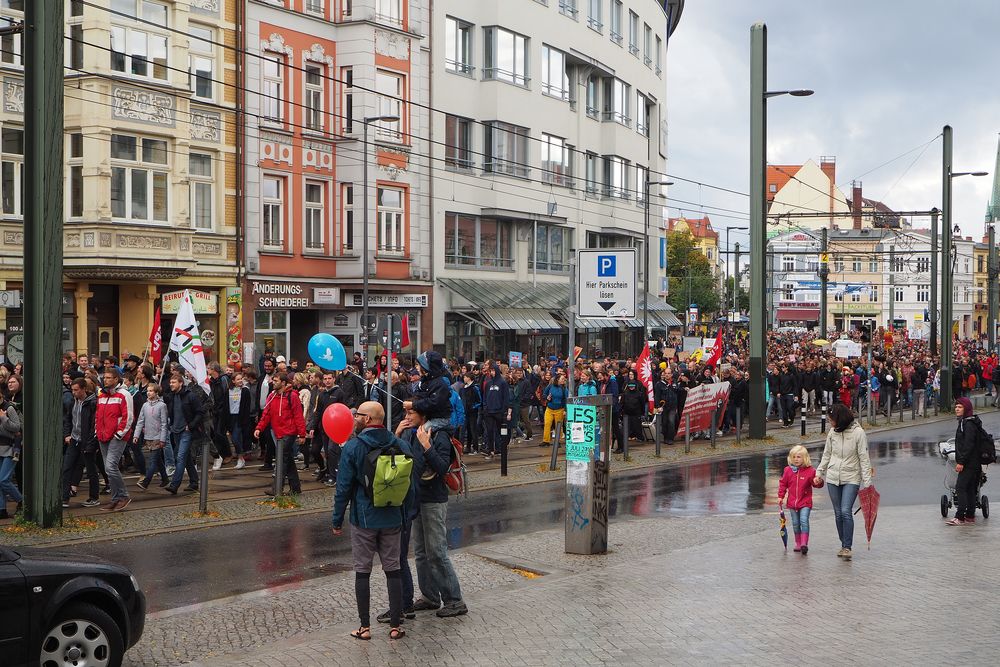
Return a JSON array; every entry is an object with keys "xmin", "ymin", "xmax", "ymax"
[
  {"xmin": 134, "ymin": 383, "xmax": 170, "ymax": 490},
  {"xmin": 815, "ymin": 403, "xmax": 874, "ymax": 561}
]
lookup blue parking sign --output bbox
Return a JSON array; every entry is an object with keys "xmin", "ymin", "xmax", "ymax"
[{"xmin": 597, "ymin": 255, "xmax": 616, "ymax": 277}]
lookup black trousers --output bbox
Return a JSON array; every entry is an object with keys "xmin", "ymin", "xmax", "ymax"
[
  {"xmin": 62, "ymin": 442, "xmax": 100, "ymax": 502},
  {"xmin": 464, "ymin": 409, "xmax": 480, "ymax": 450},
  {"xmin": 662, "ymin": 408, "xmax": 678, "ymax": 443},
  {"xmin": 482, "ymin": 413, "xmax": 502, "ymax": 454},
  {"xmin": 780, "ymin": 395, "xmax": 796, "ymax": 425},
  {"xmin": 956, "ymin": 465, "xmax": 982, "ymax": 520},
  {"xmin": 275, "ymin": 435, "xmax": 301, "ymax": 494}
]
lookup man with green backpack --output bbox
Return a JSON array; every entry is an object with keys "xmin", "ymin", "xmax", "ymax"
[{"xmin": 332, "ymin": 401, "xmax": 415, "ymax": 641}]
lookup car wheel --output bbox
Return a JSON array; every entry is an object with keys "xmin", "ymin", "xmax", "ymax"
[{"xmin": 40, "ymin": 602, "xmax": 124, "ymax": 667}]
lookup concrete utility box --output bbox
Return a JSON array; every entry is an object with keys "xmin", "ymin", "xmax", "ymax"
[{"xmin": 564, "ymin": 394, "xmax": 613, "ymax": 555}]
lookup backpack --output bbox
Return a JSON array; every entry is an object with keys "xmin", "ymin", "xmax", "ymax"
[
  {"xmin": 362, "ymin": 443, "xmax": 413, "ymax": 508},
  {"xmin": 979, "ymin": 425, "xmax": 997, "ymax": 466},
  {"xmin": 445, "ymin": 436, "xmax": 468, "ymax": 496}
]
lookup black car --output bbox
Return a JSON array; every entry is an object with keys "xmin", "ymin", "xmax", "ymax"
[{"xmin": 0, "ymin": 545, "xmax": 145, "ymax": 667}]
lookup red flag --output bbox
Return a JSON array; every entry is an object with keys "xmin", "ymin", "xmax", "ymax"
[
  {"xmin": 148, "ymin": 307, "xmax": 162, "ymax": 365},
  {"xmin": 706, "ymin": 328, "xmax": 724, "ymax": 368},
  {"xmin": 636, "ymin": 342, "xmax": 655, "ymax": 412},
  {"xmin": 400, "ymin": 314, "xmax": 410, "ymax": 348}
]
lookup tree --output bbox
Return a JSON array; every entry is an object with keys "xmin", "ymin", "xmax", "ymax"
[
  {"xmin": 664, "ymin": 230, "xmax": 721, "ymax": 315},
  {"xmin": 724, "ymin": 276, "xmax": 750, "ymax": 313}
]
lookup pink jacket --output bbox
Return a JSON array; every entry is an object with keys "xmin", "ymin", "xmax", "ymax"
[{"xmin": 778, "ymin": 465, "xmax": 815, "ymax": 510}]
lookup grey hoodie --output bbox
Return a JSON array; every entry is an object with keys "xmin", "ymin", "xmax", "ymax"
[
  {"xmin": 134, "ymin": 396, "xmax": 169, "ymax": 443},
  {"xmin": 0, "ymin": 402, "xmax": 20, "ymax": 458}
]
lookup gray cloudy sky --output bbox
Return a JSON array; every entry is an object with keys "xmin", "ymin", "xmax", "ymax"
[{"xmin": 666, "ymin": 1, "xmax": 999, "ymax": 248}]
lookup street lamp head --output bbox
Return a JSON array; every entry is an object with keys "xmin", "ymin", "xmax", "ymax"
[
  {"xmin": 970, "ymin": 171, "xmax": 989, "ymax": 177},
  {"xmin": 364, "ymin": 114, "xmax": 400, "ymax": 123},
  {"xmin": 950, "ymin": 170, "xmax": 989, "ymax": 178},
  {"xmin": 788, "ymin": 89, "xmax": 814, "ymax": 97}
]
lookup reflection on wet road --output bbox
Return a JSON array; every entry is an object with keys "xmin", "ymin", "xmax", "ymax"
[{"xmin": 74, "ymin": 414, "xmax": 985, "ymax": 613}]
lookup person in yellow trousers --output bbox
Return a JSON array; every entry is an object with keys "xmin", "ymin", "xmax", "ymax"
[{"xmin": 542, "ymin": 374, "xmax": 568, "ymax": 448}]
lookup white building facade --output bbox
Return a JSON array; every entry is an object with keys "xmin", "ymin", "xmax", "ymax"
[{"xmin": 429, "ymin": 0, "xmax": 683, "ymax": 361}]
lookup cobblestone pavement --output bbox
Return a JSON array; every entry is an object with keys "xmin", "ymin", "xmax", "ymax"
[
  {"xmin": 4, "ymin": 406, "xmax": 982, "ymax": 548},
  {"xmin": 124, "ymin": 502, "xmax": 1000, "ymax": 666}
]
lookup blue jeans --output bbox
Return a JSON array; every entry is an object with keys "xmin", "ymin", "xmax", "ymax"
[
  {"xmin": 169, "ymin": 430, "xmax": 199, "ymax": 489},
  {"xmin": 827, "ymin": 483, "xmax": 860, "ymax": 549},
  {"xmin": 99, "ymin": 437, "xmax": 130, "ymax": 502},
  {"xmin": 412, "ymin": 502, "xmax": 463, "ymax": 606},
  {"xmin": 789, "ymin": 507, "xmax": 811, "ymax": 535},
  {"xmin": 163, "ymin": 437, "xmax": 176, "ymax": 470},
  {"xmin": 0, "ymin": 455, "xmax": 22, "ymax": 504}
]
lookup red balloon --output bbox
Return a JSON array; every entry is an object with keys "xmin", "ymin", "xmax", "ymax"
[{"xmin": 323, "ymin": 403, "xmax": 355, "ymax": 444}]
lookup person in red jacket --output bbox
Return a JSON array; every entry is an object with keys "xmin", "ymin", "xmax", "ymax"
[
  {"xmin": 778, "ymin": 445, "xmax": 820, "ymax": 555},
  {"xmin": 95, "ymin": 367, "xmax": 135, "ymax": 512},
  {"xmin": 254, "ymin": 372, "xmax": 306, "ymax": 495}
]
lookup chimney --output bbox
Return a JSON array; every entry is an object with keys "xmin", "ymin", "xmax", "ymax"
[{"xmin": 852, "ymin": 181, "xmax": 863, "ymax": 230}]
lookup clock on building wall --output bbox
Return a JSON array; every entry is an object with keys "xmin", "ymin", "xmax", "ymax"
[{"xmin": 6, "ymin": 333, "xmax": 23, "ymax": 365}]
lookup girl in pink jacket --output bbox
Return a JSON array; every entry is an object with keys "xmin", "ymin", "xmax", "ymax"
[{"xmin": 778, "ymin": 445, "xmax": 821, "ymax": 555}]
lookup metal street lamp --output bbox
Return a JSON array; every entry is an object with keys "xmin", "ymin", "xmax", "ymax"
[
  {"xmin": 644, "ymin": 179, "xmax": 673, "ymax": 342},
  {"xmin": 940, "ymin": 122, "xmax": 987, "ymax": 411},
  {"xmin": 749, "ymin": 22, "xmax": 813, "ymax": 439},
  {"xmin": 361, "ymin": 113, "xmax": 400, "ymax": 361},
  {"xmin": 726, "ymin": 226, "xmax": 749, "ymax": 318}
]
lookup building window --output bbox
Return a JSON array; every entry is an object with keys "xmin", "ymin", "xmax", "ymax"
[
  {"xmin": 917, "ymin": 256, "xmax": 929, "ymax": 272},
  {"xmin": 636, "ymin": 165, "xmax": 649, "ymax": 204},
  {"xmin": 559, "ymin": 0, "xmax": 577, "ymax": 19},
  {"xmin": 445, "ymin": 114, "xmax": 473, "ymax": 169},
  {"xmin": 655, "ymin": 35, "xmax": 662, "ymax": 75},
  {"xmin": 0, "ymin": 126, "xmax": 22, "ymax": 217},
  {"xmin": 781, "ymin": 283, "xmax": 794, "ymax": 300},
  {"xmin": 627, "ymin": 10, "xmax": 639, "ymax": 56},
  {"xmin": 484, "ymin": 27, "xmax": 528, "ymax": 87},
  {"xmin": 643, "ymin": 23, "xmax": 653, "ymax": 66},
  {"xmin": 341, "ymin": 66, "xmax": 353, "ymax": 133},
  {"xmin": 529, "ymin": 224, "xmax": 571, "ymax": 272},
  {"xmin": 869, "ymin": 286, "xmax": 878, "ymax": 302},
  {"xmin": 978, "ymin": 282, "xmax": 985, "ymax": 303},
  {"xmin": 834, "ymin": 291, "xmax": 843, "ymax": 303},
  {"xmin": 189, "ymin": 152, "xmax": 213, "ymax": 230},
  {"xmin": 69, "ymin": 24, "xmax": 84, "ymax": 70},
  {"xmin": 375, "ymin": 0, "xmax": 401, "ymax": 26},
  {"xmin": 636, "ymin": 92, "xmax": 650, "ymax": 136},
  {"xmin": 341, "ymin": 0, "xmax": 353, "ymax": 18},
  {"xmin": 585, "ymin": 75, "xmax": 599, "ymax": 118},
  {"xmin": 262, "ymin": 55, "xmax": 284, "ymax": 125},
  {"xmin": 189, "ymin": 25, "xmax": 214, "ymax": 101},
  {"xmin": 585, "ymin": 152, "xmax": 598, "ymax": 195},
  {"xmin": 833, "ymin": 256, "xmax": 844, "ymax": 273},
  {"xmin": 894, "ymin": 287, "xmax": 904, "ymax": 302},
  {"xmin": 484, "ymin": 121, "xmax": 529, "ymax": 178},
  {"xmin": 869, "ymin": 258, "xmax": 879, "ymax": 273},
  {"xmin": 891, "ymin": 255, "xmax": 904, "ymax": 272},
  {"xmin": 262, "ymin": 175, "xmax": 283, "ymax": 248},
  {"xmin": 304, "ymin": 181, "xmax": 324, "ymax": 250},
  {"xmin": 852, "ymin": 257, "xmax": 862, "ymax": 273},
  {"xmin": 587, "ymin": 0, "xmax": 602, "ymax": 31},
  {"xmin": 917, "ymin": 285, "xmax": 929, "ymax": 302},
  {"xmin": 110, "ymin": 134, "xmax": 168, "ymax": 222},
  {"xmin": 68, "ymin": 132, "xmax": 83, "ymax": 218},
  {"xmin": 602, "ymin": 77, "xmax": 630, "ymax": 125},
  {"xmin": 541, "ymin": 45, "xmax": 569, "ymax": 100},
  {"xmin": 445, "ymin": 213, "xmax": 513, "ymax": 268},
  {"xmin": 0, "ymin": 0, "xmax": 22, "ymax": 67},
  {"xmin": 541, "ymin": 134, "xmax": 572, "ymax": 187},
  {"xmin": 978, "ymin": 255, "xmax": 985, "ymax": 273},
  {"xmin": 851, "ymin": 291, "xmax": 861, "ymax": 303},
  {"xmin": 769, "ymin": 183, "xmax": 777, "ymax": 193},
  {"xmin": 375, "ymin": 69, "xmax": 404, "ymax": 141},
  {"xmin": 341, "ymin": 183, "xmax": 354, "ymax": 250},
  {"xmin": 445, "ymin": 16, "xmax": 474, "ymax": 75},
  {"xmin": 304, "ymin": 64, "xmax": 324, "ymax": 131},
  {"xmin": 610, "ymin": 0, "xmax": 623, "ymax": 44},
  {"xmin": 602, "ymin": 155, "xmax": 629, "ymax": 199},
  {"xmin": 781, "ymin": 255, "xmax": 794, "ymax": 272},
  {"xmin": 806, "ymin": 255, "xmax": 819, "ymax": 272},
  {"xmin": 305, "ymin": 0, "xmax": 324, "ymax": 15},
  {"xmin": 377, "ymin": 186, "xmax": 405, "ymax": 255},
  {"xmin": 110, "ymin": 0, "xmax": 169, "ymax": 81}
]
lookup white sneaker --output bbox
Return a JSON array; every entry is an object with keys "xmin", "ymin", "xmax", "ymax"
[
  {"xmin": 166, "ymin": 466, "xmax": 176, "ymax": 476},
  {"xmin": 212, "ymin": 457, "xmax": 223, "ymax": 471},
  {"xmin": 235, "ymin": 458, "xmax": 246, "ymax": 470}
]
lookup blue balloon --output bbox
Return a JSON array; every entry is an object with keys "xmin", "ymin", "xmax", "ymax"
[{"xmin": 308, "ymin": 333, "xmax": 346, "ymax": 371}]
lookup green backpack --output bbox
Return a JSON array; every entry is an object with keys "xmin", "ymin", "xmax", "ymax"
[{"xmin": 362, "ymin": 443, "xmax": 413, "ymax": 508}]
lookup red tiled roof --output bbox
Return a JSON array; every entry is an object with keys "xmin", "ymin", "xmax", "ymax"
[
  {"xmin": 667, "ymin": 216, "xmax": 719, "ymax": 241},
  {"xmin": 766, "ymin": 165, "xmax": 800, "ymax": 201}
]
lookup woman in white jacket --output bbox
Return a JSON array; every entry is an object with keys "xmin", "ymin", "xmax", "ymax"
[{"xmin": 815, "ymin": 403, "xmax": 874, "ymax": 560}]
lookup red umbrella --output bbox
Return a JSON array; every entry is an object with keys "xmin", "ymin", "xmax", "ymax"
[{"xmin": 855, "ymin": 485, "xmax": 881, "ymax": 549}]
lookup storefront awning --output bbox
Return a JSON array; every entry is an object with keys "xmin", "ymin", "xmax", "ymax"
[
  {"xmin": 481, "ymin": 308, "xmax": 562, "ymax": 331},
  {"xmin": 777, "ymin": 307, "xmax": 820, "ymax": 321}
]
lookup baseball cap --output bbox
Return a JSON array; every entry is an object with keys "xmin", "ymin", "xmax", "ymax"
[{"xmin": 276, "ymin": 355, "xmax": 287, "ymax": 363}]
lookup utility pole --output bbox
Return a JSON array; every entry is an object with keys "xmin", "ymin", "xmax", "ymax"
[
  {"xmin": 748, "ymin": 23, "xmax": 767, "ymax": 439},
  {"xmin": 734, "ymin": 242, "xmax": 741, "ymax": 314},
  {"xmin": 23, "ymin": 1, "xmax": 64, "ymax": 527},
  {"xmin": 819, "ymin": 228, "xmax": 828, "ymax": 335},
  {"xmin": 930, "ymin": 208, "xmax": 939, "ymax": 356},
  {"xmin": 941, "ymin": 125, "xmax": 954, "ymax": 411},
  {"xmin": 888, "ymin": 245, "xmax": 895, "ymax": 328},
  {"xmin": 989, "ymin": 222, "xmax": 998, "ymax": 352},
  {"xmin": 568, "ymin": 249, "xmax": 577, "ymax": 396}
]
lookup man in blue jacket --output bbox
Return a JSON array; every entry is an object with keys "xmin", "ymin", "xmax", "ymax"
[
  {"xmin": 481, "ymin": 365, "xmax": 510, "ymax": 460},
  {"xmin": 332, "ymin": 401, "xmax": 414, "ymax": 640}
]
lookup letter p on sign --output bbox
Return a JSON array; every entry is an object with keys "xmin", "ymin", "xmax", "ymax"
[{"xmin": 597, "ymin": 255, "xmax": 616, "ymax": 277}]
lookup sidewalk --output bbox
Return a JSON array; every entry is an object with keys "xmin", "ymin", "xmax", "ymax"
[{"xmin": 2, "ymin": 403, "xmax": 988, "ymax": 548}]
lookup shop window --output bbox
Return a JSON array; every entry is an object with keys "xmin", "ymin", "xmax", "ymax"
[
  {"xmin": 377, "ymin": 186, "xmax": 405, "ymax": 256},
  {"xmin": 444, "ymin": 213, "xmax": 512, "ymax": 268},
  {"xmin": 254, "ymin": 309, "xmax": 289, "ymax": 359},
  {"xmin": 110, "ymin": 133, "xmax": 168, "ymax": 222},
  {"xmin": 110, "ymin": 0, "xmax": 169, "ymax": 82}
]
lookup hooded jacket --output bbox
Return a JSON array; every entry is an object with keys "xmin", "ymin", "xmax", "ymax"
[
  {"xmin": 400, "ymin": 423, "xmax": 453, "ymax": 504},
  {"xmin": 412, "ymin": 351, "xmax": 452, "ymax": 419},
  {"xmin": 816, "ymin": 420, "xmax": 873, "ymax": 487},
  {"xmin": 255, "ymin": 388, "xmax": 307, "ymax": 440},
  {"xmin": 955, "ymin": 398, "xmax": 983, "ymax": 467},
  {"xmin": 332, "ymin": 426, "xmax": 415, "ymax": 529},
  {"xmin": 134, "ymin": 396, "xmax": 169, "ymax": 443},
  {"xmin": 778, "ymin": 464, "xmax": 816, "ymax": 510},
  {"xmin": 483, "ymin": 372, "xmax": 511, "ymax": 414},
  {"xmin": 95, "ymin": 382, "xmax": 135, "ymax": 443}
]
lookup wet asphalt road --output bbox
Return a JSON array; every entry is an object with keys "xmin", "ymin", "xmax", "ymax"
[{"xmin": 73, "ymin": 412, "xmax": 998, "ymax": 613}]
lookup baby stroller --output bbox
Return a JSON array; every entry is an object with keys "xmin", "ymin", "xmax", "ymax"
[{"xmin": 938, "ymin": 438, "xmax": 989, "ymax": 518}]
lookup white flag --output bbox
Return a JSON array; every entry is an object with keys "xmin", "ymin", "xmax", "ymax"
[{"xmin": 168, "ymin": 289, "xmax": 210, "ymax": 395}]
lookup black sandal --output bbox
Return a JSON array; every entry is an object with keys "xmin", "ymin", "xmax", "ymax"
[
  {"xmin": 389, "ymin": 627, "xmax": 406, "ymax": 640},
  {"xmin": 350, "ymin": 626, "xmax": 371, "ymax": 641}
]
